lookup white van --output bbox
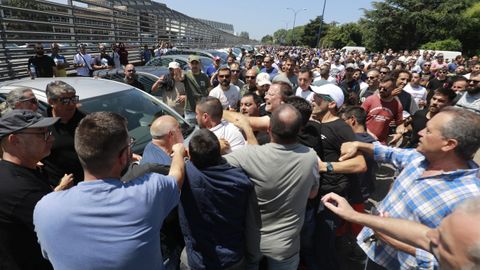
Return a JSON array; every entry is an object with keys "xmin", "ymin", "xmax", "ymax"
[
  {"xmin": 341, "ymin": 46, "xmax": 366, "ymax": 53},
  {"xmin": 419, "ymin": 50, "xmax": 461, "ymax": 63}
]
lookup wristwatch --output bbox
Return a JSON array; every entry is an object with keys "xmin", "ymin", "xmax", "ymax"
[{"xmin": 326, "ymin": 162, "xmax": 334, "ymax": 173}]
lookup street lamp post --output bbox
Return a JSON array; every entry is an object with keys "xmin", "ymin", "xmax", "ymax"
[
  {"xmin": 287, "ymin": 8, "xmax": 307, "ymax": 45},
  {"xmin": 317, "ymin": 0, "xmax": 327, "ymax": 48}
]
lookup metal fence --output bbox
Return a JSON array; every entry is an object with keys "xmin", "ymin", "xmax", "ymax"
[{"xmin": 0, "ymin": 0, "xmax": 250, "ymax": 81}]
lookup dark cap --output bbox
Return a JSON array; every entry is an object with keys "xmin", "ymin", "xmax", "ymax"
[{"xmin": 0, "ymin": 109, "xmax": 60, "ymax": 138}]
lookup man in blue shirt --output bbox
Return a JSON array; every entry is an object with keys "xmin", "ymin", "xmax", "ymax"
[
  {"xmin": 340, "ymin": 107, "xmax": 480, "ymax": 270},
  {"xmin": 34, "ymin": 112, "xmax": 186, "ymax": 270},
  {"xmin": 260, "ymin": 55, "xmax": 279, "ymax": 81},
  {"xmin": 142, "ymin": 115, "xmax": 184, "ymax": 165},
  {"xmin": 179, "ymin": 129, "xmax": 253, "ymax": 269}
]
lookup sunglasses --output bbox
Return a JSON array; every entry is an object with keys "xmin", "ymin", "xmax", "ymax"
[
  {"xmin": 467, "ymin": 79, "xmax": 480, "ymax": 84},
  {"xmin": 19, "ymin": 97, "xmax": 38, "ymax": 105},
  {"xmin": 218, "ymin": 75, "xmax": 230, "ymax": 79},
  {"xmin": 56, "ymin": 95, "xmax": 79, "ymax": 105},
  {"xmin": 245, "ymin": 76, "xmax": 256, "ymax": 79},
  {"xmin": 126, "ymin": 69, "xmax": 136, "ymax": 73},
  {"xmin": 367, "ymin": 76, "xmax": 378, "ymax": 80},
  {"xmin": 16, "ymin": 130, "xmax": 52, "ymax": 141},
  {"xmin": 423, "ymin": 64, "xmax": 431, "ymax": 67},
  {"xmin": 231, "ymin": 70, "xmax": 240, "ymax": 73},
  {"xmin": 380, "ymin": 71, "xmax": 388, "ymax": 74}
]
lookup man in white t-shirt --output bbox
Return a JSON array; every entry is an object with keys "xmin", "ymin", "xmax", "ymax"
[
  {"xmin": 73, "ymin": 44, "xmax": 93, "ymax": 77},
  {"xmin": 295, "ymin": 68, "xmax": 314, "ymax": 101},
  {"xmin": 209, "ymin": 66, "xmax": 241, "ymax": 110},
  {"xmin": 403, "ymin": 71, "xmax": 427, "ymax": 108},
  {"xmin": 196, "ymin": 97, "xmax": 246, "ymax": 153}
]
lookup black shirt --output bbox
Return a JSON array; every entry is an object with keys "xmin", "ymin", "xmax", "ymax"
[
  {"xmin": 349, "ymin": 133, "xmax": 377, "ymax": 203},
  {"xmin": 397, "ymin": 90, "xmax": 413, "ymax": 113},
  {"xmin": 28, "ymin": 55, "xmax": 55, "ymax": 77},
  {"xmin": 42, "ymin": 108, "xmax": 86, "ymax": 186},
  {"xmin": 0, "ymin": 160, "xmax": 53, "ymax": 270},
  {"xmin": 320, "ymin": 119, "xmax": 357, "ymax": 196},
  {"xmin": 409, "ymin": 108, "xmax": 429, "ymax": 148},
  {"xmin": 126, "ymin": 78, "xmax": 146, "ymax": 91}
]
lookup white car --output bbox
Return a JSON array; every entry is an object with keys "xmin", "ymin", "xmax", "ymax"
[{"xmin": 0, "ymin": 77, "xmax": 196, "ymax": 153}]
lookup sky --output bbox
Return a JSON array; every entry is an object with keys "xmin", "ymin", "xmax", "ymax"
[{"xmin": 158, "ymin": 0, "xmax": 376, "ymax": 40}]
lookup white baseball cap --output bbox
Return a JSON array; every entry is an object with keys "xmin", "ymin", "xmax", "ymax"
[
  {"xmin": 256, "ymin": 72, "xmax": 271, "ymax": 86},
  {"xmin": 311, "ymin": 84, "xmax": 345, "ymax": 107},
  {"xmin": 168, "ymin": 61, "xmax": 180, "ymax": 69}
]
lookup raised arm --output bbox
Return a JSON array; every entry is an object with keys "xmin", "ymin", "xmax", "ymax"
[{"xmin": 168, "ymin": 143, "xmax": 186, "ymax": 191}]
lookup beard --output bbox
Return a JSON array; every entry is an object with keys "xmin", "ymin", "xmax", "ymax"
[
  {"xmin": 467, "ymin": 86, "xmax": 480, "ymax": 95},
  {"xmin": 221, "ymin": 79, "xmax": 230, "ymax": 87}
]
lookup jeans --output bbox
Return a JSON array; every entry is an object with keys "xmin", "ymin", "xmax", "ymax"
[
  {"xmin": 300, "ymin": 203, "xmax": 319, "ymax": 270},
  {"xmin": 246, "ymin": 253, "xmax": 299, "ymax": 270},
  {"xmin": 316, "ymin": 208, "xmax": 341, "ymax": 270}
]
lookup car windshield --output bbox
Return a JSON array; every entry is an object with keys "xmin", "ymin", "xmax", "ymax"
[{"xmin": 80, "ymin": 88, "xmax": 194, "ymax": 153}]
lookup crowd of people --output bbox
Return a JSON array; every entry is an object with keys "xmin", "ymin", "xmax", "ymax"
[{"xmin": 0, "ymin": 43, "xmax": 479, "ymax": 270}]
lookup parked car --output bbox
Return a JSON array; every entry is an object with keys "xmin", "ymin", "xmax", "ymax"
[
  {"xmin": 0, "ymin": 77, "xmax": 196, "ymax": 153},
  {"xmin": 146, "ymin": 55, "xmax": 213, "ymax": 73},
  {"xmin": 163, "ymin": 49, "xmax": 214, "ymax": 59},
  {"xmin": 93, "ymin": 67, "xmax": 169, "ymax": 95}
]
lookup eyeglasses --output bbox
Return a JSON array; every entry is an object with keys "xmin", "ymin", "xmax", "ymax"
[
  {"xmin": 218, "ymin": 75, "xmax": 230, "ymax": 79},
  {"xmin": 19, "ymin": 97, "xmax": 38, "ymax": 105},
  {"xmin": 245, "ymin": 76, "xmax": 256, "ymax": 79},
  {"xmin": 16, "ymin": 130, "xmax": 52, "ymax": 141},
  {"xmin": 56, "ymin": 95, "xmax": 79, "ymax": 105}
]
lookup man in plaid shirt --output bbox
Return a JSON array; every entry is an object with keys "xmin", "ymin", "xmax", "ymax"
[{"xmin": 339, "ymin": 106, "xmax": 480, "ymax": 270}]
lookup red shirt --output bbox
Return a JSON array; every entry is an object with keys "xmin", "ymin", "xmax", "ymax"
[{"xmin": 362, "ymin": 94, "xmax": 403, "ymax": 144}]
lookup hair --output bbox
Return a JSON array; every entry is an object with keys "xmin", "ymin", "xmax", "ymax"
[
  {"xmin": 45, "ymin": 80, "xmax": 76, "ymax": 100},
  {"xmin": 196, "ymin": 97, "xmax": 223, "ymax": 122},
  {"xmin": 74, "ymin": 112, "xmax": 129, "ymax": 175},
  {"xmin": 273, "ymin": 81, "xmax": 294, "ymax": 100},
  {"xmin": 340, "ymin": 106, "xmax": 367, "ymax": 127},
  {"xmin": 455, "ymin": 196, "xmax": 480, "ymax": 267},
  {"xmin": 269, "ymin": 104, "xmax": 302, "ymax": 143},
  {"xmin": 453, "ymin": 76, "xmax": 468, "ymax": 84},
  {"xmin": 217, "ymin": 66, "xmax": 231, "ymax": 74},
  {"xmin": 6, "ymin": 87, "xmax": 33, "ymax": 108},
  {"xmin": 299, "ymin": 67, "xmax": 313, "ymax": 78},
  {"xmin": 439, "ymin": 107, "xmax": 480, "ymax": 160},
  {"xmin": 380, "ymin": 75, "xmax": 395, "ymax": 85},
  {"xmin": 188, "ymin": 129, "xmax": 222, "ymax": 169},
  {"xmin": 242, "ymin": 92, "xmax": 263, "ymax": 107},
  {"xmin": 285, "ymin": 96, "xmax": 312, "ymax": 127},
  {"xmin": 391, "ymin": 69, "xmax": 412, "ymax": 83},
  {"xmin": 434, "ymin": 87, "xmax": 457, "ymax": 102}
]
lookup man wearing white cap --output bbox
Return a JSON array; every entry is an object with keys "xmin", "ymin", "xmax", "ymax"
[
  {"xmin": 255, "ymin": 72, "xmax": 272, "ymax": 100},
  {"xmin": 310, "ymin": 83, "xmax": 366, "ymax": 269},
  {"xmin": 151, "ymin": 61, "xmax": 186, "ymax": 115}
]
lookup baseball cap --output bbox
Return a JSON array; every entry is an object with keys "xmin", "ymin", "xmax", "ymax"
[
  {"xmin": 272, "ymin": 74, "xmax": 293, "ymax": 89},
  {"xmin": 188, "ymin": 55, "xmax": 200, "ymax": 63},
  {"xmin": 345, "ymin": 63, "xmax": 356, "ymax": 70},
  {"xmin": 0, "ymin": 109, "xmax": 60, "ymax": 138},
  {"xmin": 256, "ymin": 72, "xmax": 271, "ymax": 86},
  {"xmin": 168, "ymin": 61, "xmax": 180, "ymax": 69},
  {"xmin": 311, "ymin": 84, "xmax": 345, "ymax": 107}
]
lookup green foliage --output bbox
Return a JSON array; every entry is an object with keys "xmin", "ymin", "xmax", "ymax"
[
  {"xmin": 321, "ymin": 23, "xmax": 362, "ymax": 48},
  {"xmin": 273, "ymin": 29, "xmax": 288, "ymax": 45},
  {"xmin": 421, "ymin": 39, "xmax": 462, "ymax": 51},
  {"xmin": 261, "ymin": 35, "xmax": 273, "ymax": 45},
  {"xmin": 300, "ymin": 16, "xmax": 328, "ymax": 48}
]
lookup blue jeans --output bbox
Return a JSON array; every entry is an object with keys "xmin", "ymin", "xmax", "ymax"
[{"xmin": 246, "ymin": 253, "xmax": 299, "ymax": 270}]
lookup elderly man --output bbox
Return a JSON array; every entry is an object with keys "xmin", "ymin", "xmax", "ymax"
[
  {"xmin": 42, "ymin": 80, "xmax": 86, "ymax": 185},
  {"xmin": 142, "ymin": 115, "xmax": 184, "ymax": 165},
  {"xmin": 340, "ymin": 106, "xmax": 480, "ymax": 269},
  {"xmin": 322, "ymin": 194, "xmax": 480, "ymax": 270},
  {"xmin": 1, "ymin": 87, "xmax": 39, "ymax": 115},
  {"xmin": 0, "ymin": 110, "xmax": 61, "ymax": 270},
  {"xmin": 260, "ymin": 55, "xmax": 279, "ymax": 81},
  {"xmin": 196, "ymin": 97, "xmax": 245, "ymax": 152},
  {"xmin": 224, "ymin": 104, "xmax": 319, "ymax": 269},
  {"xmin": 34, "ymin": 112, "xmax": 186, "ymax": 270}
]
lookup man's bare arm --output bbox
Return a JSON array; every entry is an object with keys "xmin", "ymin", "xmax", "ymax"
[
  {"xmin": 321, "ymin": 192, "xmax": 432, "ymax": 251},
  {"xmin": 339, "ymin": 141, "xmax": 374, "ymax": 161},
  {"xmin": 319, "ymin": 152, "xmax": 367, "ymax": 174},
  {"xmin": 168, "ymin": 143, "xmax": 186, "ymax": 191},
  {"xmin": 223, "ymin": 110, "xmax": 270, "ymax": 132}
]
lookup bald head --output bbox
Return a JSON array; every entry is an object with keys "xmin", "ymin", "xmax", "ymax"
[
  {"xmin": 269, "ymin": 104, "xmax": 302, "ymax": 144},
  {"xmin": 150, "ymin": 115, "xmax": 180, "ymax": 140}
]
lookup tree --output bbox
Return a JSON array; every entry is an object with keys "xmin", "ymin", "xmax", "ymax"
[
  {"xmin": 361, "ymin": 0, "xmax": 477, "ymax": 53},
  {"xmin": 421, "ymin": 39, "xmax": 462, "ymax": 51},
  {"xmin": 321, "ymin": 22, "xmax": 362, "ymax": 48},
  {"xmin": 300, "ymin": 16, "xmax": 328, "ymax": 48},
  {"xmin": 273, "ymin": 29, "xmax": 288, "ymax": 45},
  {"xmin": 239, "ymin": 31, "xmax": 250, "ymax": 40},
  {"xmin": 261, "ymin": 35, "xmax": 273, "ymax": 45}
]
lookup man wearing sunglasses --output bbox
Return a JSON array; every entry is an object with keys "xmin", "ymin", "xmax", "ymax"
[
  {"xmin": 1, "ymin": 87, "xmax": 39, "ymax": 115},
  {"xmin": 0, "ymin": 109, "xmax": 60, "ymax": 270},
  {"xmin": 42, "ymin": 80, "xmax": 86, "ymax": 186},
  {"xmin": 208, "ymin": 66, "xmax": 241, "ymax": 110},
  {"xmin": 455, "ymin": 71, "xmax": 480, "ymax": 114}
]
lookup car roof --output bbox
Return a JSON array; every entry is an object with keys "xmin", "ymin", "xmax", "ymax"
[{"xmin": 0, "ymin": 77, "xmax": 133, "ymax": 100}]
